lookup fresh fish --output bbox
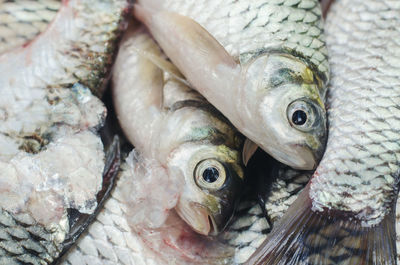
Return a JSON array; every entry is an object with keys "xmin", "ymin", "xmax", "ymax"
[
  {"xmin": 0, "ymin": 0, "xmax": 60, "ymax": 54},
  {"xmin": 0, "ymin": 0, "xmax": 131, "ymax": 263},
  {"xmin": 60, "ymin": 149, "xmax": 309, "ymax": 265},
  {"xmin": 134, "ymin": 0, "xmax": 329, "ymax": 170},
  {"xmin": 112, "ymin": 22, "xmax": 244, "ymax": 237},
  {"xmin": 246, "ymin": 0, "xmax": 400, "ymax": 264}
]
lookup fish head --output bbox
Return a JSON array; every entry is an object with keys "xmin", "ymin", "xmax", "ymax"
[
  {"xmin": 167, "ymin": 143, "xmax": 244, "ymax": 236},
  {"xmin": 241, "ymin": 53, "xmax": 327, "ymax": 170}
]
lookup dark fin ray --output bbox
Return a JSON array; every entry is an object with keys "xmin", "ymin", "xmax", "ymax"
[
  {"xmin": 320, "ymin": 0, "xmax": 335, "ymax": 19},
  {"xmin": 245, "ymin": 185, "xmax": 397, "ymax": 265}
]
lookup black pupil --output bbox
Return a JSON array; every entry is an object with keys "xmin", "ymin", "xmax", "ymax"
[
  {"xmin": 202, "ymin": 167, "xmax": 219, "ymax": 183},
  {"xmin": 292, "ymin": 110, "xmax": 307, "ymax": 125}
]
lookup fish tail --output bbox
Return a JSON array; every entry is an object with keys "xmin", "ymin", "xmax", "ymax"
[{"xmin": 245, "ymin": 185, "xmax": 397, "ymax": 265}]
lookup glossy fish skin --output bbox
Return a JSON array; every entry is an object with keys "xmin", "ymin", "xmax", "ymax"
[
  {"xmin": 135, "ymin": 0, "xmax": 329, "ymax": 170},
  {"xmin": 0, "ymin": 0, "xmax": 131, "ymax": 263},
  {"xmin": 247, "ymin": 1, "xmax": 400, "ymax": 264},
  {"xmin": 112, "ymin": 23, "xmax": 244, "ymax": 237}
]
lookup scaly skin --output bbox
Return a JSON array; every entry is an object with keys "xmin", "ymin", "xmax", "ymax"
[
  {"xmin": 247, "ymin": 1, "xmax": 400, "ymax": 264},
  {"xmin": 0, "ymin": 0, "xmax": 131, "ymax": 263},
  {"xmin": 0, "ymin": 0, "xmax": 61, "ymax": 54}
]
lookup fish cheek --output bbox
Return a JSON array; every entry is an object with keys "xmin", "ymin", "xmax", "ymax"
[{"xmin": 203, "ymin": 163, "xmax": 244, "ymax": 232}]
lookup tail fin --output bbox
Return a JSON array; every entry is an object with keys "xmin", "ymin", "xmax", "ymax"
[{"xmin": 245, "ymin": 185, "xmax": 397, "ymax": 265}]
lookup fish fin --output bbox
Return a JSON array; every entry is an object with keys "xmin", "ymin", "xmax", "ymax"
[
  {"xmin": 245, "ymin": 185, "xmax": 397, "ymax": 265},
  {"xmin": 242, "ymin": 139, "xmax": 259, "ymax": 166},
  {"xmin": 320, "ymin": 0, "xmax": 335, "ymax": 19},
  {"xmin": 134, "ymin": 4, "xmax": 241, "ymax": 110},
  {"xmin": 131, "ymin": 45, "xmax": 191, "ymax": 87}
]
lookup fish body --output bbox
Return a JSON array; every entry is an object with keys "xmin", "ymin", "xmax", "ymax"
[
  {"xmin": 0, "ymin": 0, "xmax": 130, "ymax": 263},
  {"xmin": 135, "ymin": 0, "xmax": 329, "ymax": 170},
  {"xmin": 247, "ymin": 1, "xmax": 400, "ymax": 264},
  {"xmin": 112, "ymin": 23, "xmax": 245, "ymax": 237}
]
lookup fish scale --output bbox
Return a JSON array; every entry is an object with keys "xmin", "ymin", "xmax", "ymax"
[
  {"xmin": 0, "ymin": 0, "xmax": 131, "ymax": 263},
  {"xmin": 0, "ymin": 208, "xmax": 62, "ymax": 264},
  {"xmin": 311, "ymin": 0, "xmax": 400, "ymax": 225},
  {"xmin": 246, "ymin": 0, "xmax": 400, "ymax": 264},
  {"xmin": 162, "ymin": 0, "xmax": 329, "ymax": 83},
  {"xmin": 0, "ymin": 0, "xmax": 60, "ymax": 54}
]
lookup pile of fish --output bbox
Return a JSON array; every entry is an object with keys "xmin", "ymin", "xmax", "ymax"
[{"xmin": 1, "ymin": 0, "xmax": 400, "ymax": 264}]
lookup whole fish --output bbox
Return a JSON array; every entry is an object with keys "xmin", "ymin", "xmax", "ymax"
[
  {"xmin": 0, "ymin": 0, "xmax": 131, "ymax": 263},
  {"xmin": 246, "ymin": 0, "xmax": 400, "ymax": 264},
  {"xmin": 112, "ymin": 22, "xmax": 244, "ymax": 237},
  {"xmin": 134, "ymin": 0, "xmax": 329, "ymax": 170}
]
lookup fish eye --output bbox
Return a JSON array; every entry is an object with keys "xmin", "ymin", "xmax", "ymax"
[
  {"xmin": 287, "ymin": 100, "xmax": 319, "ymax": 131},
  {"xmin": 194, "ymin": 159, "xmax": 226, "ymax": 190},
  {"xmin": 292, "ymin": 110, "xmax": 307, "ymax": 125}
]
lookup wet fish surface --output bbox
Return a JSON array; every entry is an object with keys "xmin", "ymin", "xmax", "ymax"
[
  {"xmin": 135, "ymin": 0, "xmax": 329, "ymax": 170},
  {"xmin": 110, "ymin": 21, "xmax": 245, "ymax": 239},
  {"xmin": 0, "ymin": 0, "xmax": 131, "ymax": 263},
  {"xmin": 246, "ymin": 0, "xmax": 400, "ymax": 264}
]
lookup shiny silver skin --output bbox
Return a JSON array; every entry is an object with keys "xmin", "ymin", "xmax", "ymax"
[
  {"xmin": 247, "ymin": 0, "xmax": 400, "ymax": 264},
  {"xmin": 112, "ymin": 23, "xmax": 245, "ymax": 237},
  {"xmin": 135, "ymin": 0, "xmax": 329, "ymax": 170}
]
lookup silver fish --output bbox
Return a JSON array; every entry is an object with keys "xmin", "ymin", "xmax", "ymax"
[
  {"xmin": 134, "ymin": 0, "xmax": 329, "ymax": 170},
  {"xmin": 111, "ymin": 22, "xmax": 245, "ymax": 237},
  {"xmin": 246, "ymin": 0, "xmax": 400, "ymax": 264},
  {"xmin": 0, "ymin": 0, "xmax": 131, "ymax": 263}
]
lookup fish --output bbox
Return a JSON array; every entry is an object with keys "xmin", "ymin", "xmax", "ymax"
[
  {"xmin": 0, "ymin": 0, "xmax": 131, "ymax": 263},
  {"xmin": 134, "ymin": 0, "xmax": 329, "ymax": 170},
  {"xmin": 111, "ymin": 22, "xmax": 245, "ymax": 237},
  {"xmin": 60, "ymin": 148, "xmax": 310, "ymax": 265},
  {"xmin": 246, "ymin": 0, "xmax": 400, "ymax": 264}
]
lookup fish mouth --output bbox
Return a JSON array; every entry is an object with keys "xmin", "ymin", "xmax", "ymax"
[{"xmin": 176, "ymin": 202, "xmax": 218, "ymax": 236}]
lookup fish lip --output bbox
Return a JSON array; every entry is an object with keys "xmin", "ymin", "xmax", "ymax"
[
  {"xmin": 286, "ymin": 143, "xmax": 319, "ymax": 170},
  {"xmin": 176, "ymin": 202, "xmax": 218, "ymax": 236}
]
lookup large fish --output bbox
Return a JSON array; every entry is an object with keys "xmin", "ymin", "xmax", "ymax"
[
  {"xmin": 0, "ymin": 0, "xmax": 131, "ymax": 263},
  {"xmin": 112, "ymin": 22, "xmax": 244, "ymax": 237},
  {"xmin": 134, "ymin": 0, "xmax": 329, "ymax": 170},
  {"xmin": 246, "ymin": 0, "xmax": 400, "ymax": 264}
]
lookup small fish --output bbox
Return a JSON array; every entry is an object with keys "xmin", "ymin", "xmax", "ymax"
[
  {"xmin": 134, "ymin": 0, "xmax": 329, "ymax": 170},
  {"xmin": 112, "ymin": 22, "xmax": 245, "ymax": 237},
  {"xmin": 246, "ymin": 1, "xmax": 400, "ymax": 264},
  {"xmin": 0, "ymin": 0, "xmax": 131, "ymax": 263}
]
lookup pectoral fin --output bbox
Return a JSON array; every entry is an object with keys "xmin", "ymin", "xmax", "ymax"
[
  {"xmin": 132, "ymin": 45, "xmax": 191, "ymax": 87},
  {"xmin": 242, "ymin": 139, "xmax": 259, "ymax": 166}
]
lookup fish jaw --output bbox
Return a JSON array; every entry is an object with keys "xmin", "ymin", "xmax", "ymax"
[{"xmin": 168, "ymin": 143, "xmax": 244, "ymax": 236}]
